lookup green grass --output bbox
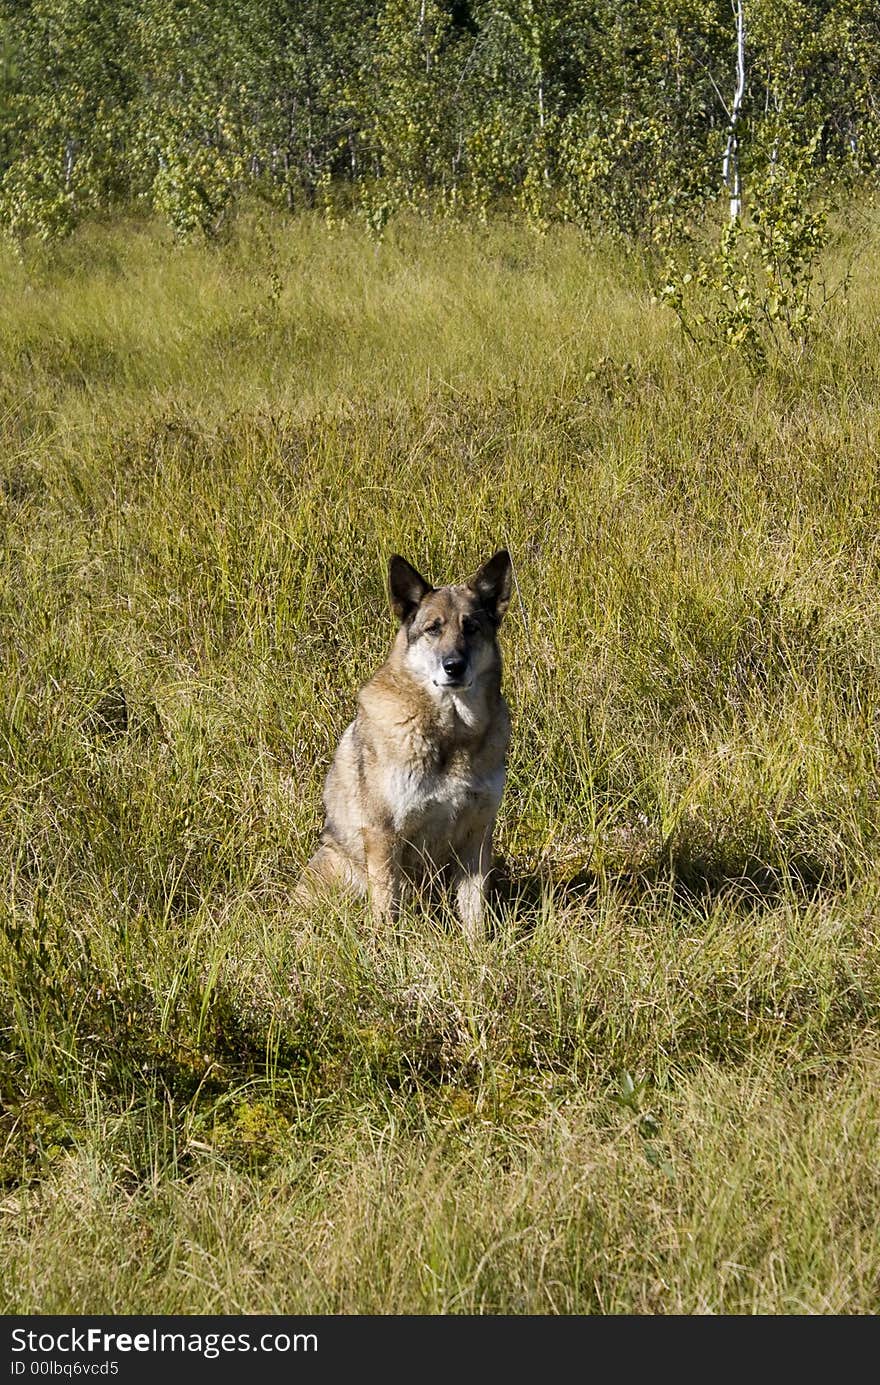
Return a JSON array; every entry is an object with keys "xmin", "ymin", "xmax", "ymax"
[{"xmin": 2, "ymin": 207, "xmax": 880, "ymax": 1313}]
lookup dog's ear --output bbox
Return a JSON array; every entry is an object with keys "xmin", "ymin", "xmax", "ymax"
[
  {"xmin": 468, "ymin": 549, "xmax": 512, "ymax": 623},
  {"xmin": 388, "ymin": 555, "xmax": 432, "ymax": 622}
]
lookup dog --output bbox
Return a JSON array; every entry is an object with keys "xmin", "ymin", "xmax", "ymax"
[{"xmin": 297, "ymin": 549, "xmax": 513, "ymax": 934}]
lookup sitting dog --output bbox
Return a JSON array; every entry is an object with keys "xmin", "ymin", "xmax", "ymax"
[{"xmin": 297, "ymin": 550, "xmax": 513, "ymax": 934}]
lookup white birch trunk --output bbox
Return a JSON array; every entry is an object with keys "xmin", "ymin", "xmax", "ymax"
[{"xmin": 722, "ymin": 0, "xmax": 746, "ymax": 220}]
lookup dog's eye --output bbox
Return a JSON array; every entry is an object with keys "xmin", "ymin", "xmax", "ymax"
[
  {"xmin": 461, "ymin": 617, "xmax": 478, "ymax": 636},
  {"xmin": 425, "ymin": 620, "xmax": 443, "ymax": 635}
]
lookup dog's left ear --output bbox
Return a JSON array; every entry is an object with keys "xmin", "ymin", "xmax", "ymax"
[{"xmin": 468, "ymin": 550, "xmax": 512, "ymax": 623}]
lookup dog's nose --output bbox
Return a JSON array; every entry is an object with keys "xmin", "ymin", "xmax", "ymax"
[{"xmin": 442, "ymin": 653, "xmax": 467, "ymax": 680}]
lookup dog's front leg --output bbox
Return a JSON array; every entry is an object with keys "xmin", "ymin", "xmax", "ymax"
[
  {"xmin": 362, "ymin": 825, "xmax": 400, "ymax": 923},
  {"xmin": 454, "ymin": 826, "xmax": 493, "ymax": 939}
]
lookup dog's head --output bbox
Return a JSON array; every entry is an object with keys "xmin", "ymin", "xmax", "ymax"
[{"xmin": 388, "ymin": 550, "xmax": 512, "ymax": 693}]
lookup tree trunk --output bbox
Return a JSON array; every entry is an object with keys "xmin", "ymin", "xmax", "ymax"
[{"xmin": 722, "ymin": 0, "xmax": 746, "ymax": 220}]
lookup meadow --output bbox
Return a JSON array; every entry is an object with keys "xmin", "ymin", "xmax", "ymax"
[{"xmin": 1, "ymin": 209, "xmax": 879, "ymax": 1313}]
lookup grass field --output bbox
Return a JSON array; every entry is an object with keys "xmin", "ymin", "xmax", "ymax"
[{"xmin": 1, "ymin": 208, "xmax": 880, "ymax": 1314}]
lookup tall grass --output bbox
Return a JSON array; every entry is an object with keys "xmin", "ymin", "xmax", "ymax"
[{"xmin": 1, "ymin": 208, "xmax": 880, "ymax": 1313}]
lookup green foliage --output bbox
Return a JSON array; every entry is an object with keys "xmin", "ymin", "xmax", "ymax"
[
  {"xmin": 0, "ymin": 0, "xmax": 138, "ymax": 239},
  {"xmin": 653, "ymin": 0, "xmax": 872, "ymax": 366},
  {"xmin": 555, "ymin": 1, "xmax": 727, "ymax": 239},
  {"xmin": 660, "ymin": 134, "xmax": 841, "ymax": 365},
  {"xmin": 1, "ymin": 1, "xmax": 879, "ymax": 240}
]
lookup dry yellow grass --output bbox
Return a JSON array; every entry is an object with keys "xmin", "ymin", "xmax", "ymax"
[{"xmin": 1, "ymin": 208, "xmax": 879, "ymax": 1312}]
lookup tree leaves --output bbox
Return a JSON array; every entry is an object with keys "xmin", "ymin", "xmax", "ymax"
[{"xmin": 0, "ymin": 0, "xmax": 877, "ymax": 241}]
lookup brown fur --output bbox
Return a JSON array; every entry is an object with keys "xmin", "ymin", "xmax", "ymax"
[{"xmin": 297, "ymin": 551, "xmax": 513, "ymax": 934}]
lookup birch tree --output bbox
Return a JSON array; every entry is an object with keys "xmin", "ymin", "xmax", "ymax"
[{"xmin": 722, "ymin": 0, "xmax": 746, "ymax": 218}]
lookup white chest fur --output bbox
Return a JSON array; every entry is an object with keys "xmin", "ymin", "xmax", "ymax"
[{"xmin": 385, "ymin": 760, "xmax": 504, "ymax": 840}]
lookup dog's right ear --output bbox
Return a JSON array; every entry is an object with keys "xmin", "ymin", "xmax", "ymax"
[{"xmin": 388, "ymin": 555, "xmax": 432, "ymax": 622}]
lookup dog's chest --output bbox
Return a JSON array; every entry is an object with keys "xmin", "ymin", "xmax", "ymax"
[{"xmin": 385, "ymin": 750, "xmax": 503, "ymax": 841}]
